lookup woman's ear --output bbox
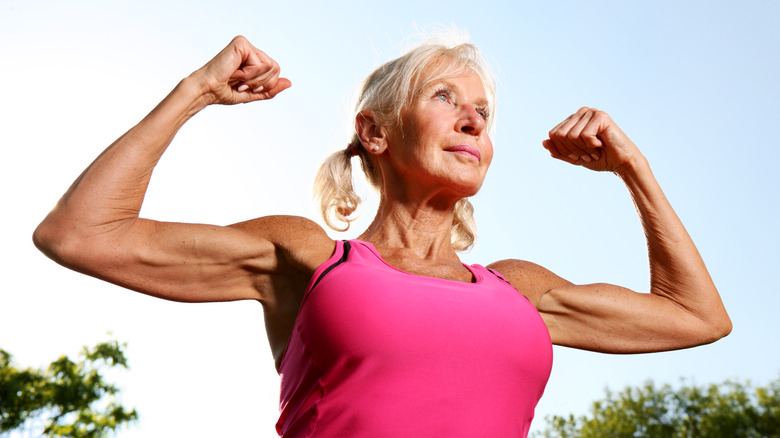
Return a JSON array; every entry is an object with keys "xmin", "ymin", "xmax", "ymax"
[{"xmin": 355, "ymin": 110, "xmax": 387, "ymax": 154}]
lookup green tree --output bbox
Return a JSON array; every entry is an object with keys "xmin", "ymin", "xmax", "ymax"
[
  {"xmin": 0, "ymin": 340, "xmax": 137, "ymax": 437},
  {"xmin": 534, "ymin": 376, "xmax": 780, "ymax": 438}
]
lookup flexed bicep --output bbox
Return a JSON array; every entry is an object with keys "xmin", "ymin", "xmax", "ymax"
[
  {"xmin": 532, "ymin": 108, "xmax": 730, "ymax": 351},
  {"xmin": 33, "ymin": 37, "xmax": 309, "ymax": 304},
  {"xmin": 537, "ymin": 282, "xmax": 725, "ymax": 353}
]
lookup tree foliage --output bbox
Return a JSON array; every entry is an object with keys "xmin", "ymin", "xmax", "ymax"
[
  {"xmin": 0, "ymin": 340, "xmax": 137, "ymax": 437},
  {"xmin": 534, "ymin": 376, "xmax": 780, "ymax": 438}
]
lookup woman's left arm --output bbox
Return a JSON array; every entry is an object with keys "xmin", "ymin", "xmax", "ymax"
[{"xmin": 510, "ymin": 107, "xmax": 731, "ymax": 353}]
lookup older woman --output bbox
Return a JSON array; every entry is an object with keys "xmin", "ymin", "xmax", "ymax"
[{"xmin": 33, "ymin": 35, "xmax": 730, "ymax": 437}]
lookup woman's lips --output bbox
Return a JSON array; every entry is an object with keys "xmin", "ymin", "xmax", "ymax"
[{"xmin": 445, "ymin": 145, "xmax": 481, "ymax": 161}]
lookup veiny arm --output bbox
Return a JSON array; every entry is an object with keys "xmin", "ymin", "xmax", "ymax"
[
  {"xmin": 491, "ymin": 107, "xmax": 731, "ymax": 353},
  {"xmin": 32, "ymin": 36, "xmax": 331, "ymax": 304}
]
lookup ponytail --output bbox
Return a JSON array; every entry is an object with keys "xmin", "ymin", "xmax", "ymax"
[
  {"xmin": 451, "ymin": 198, "xmax": 476, "ymax": 252},
  {"xmin": 313, "ymin": 140, "xmax": 363, "ymax": 232}
]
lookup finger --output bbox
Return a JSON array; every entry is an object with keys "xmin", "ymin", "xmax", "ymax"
[
  {"xmin": 566, "ymin": 110, "xmax": 602, "ymax": 162},
  {"xmin": 258, "ymin": 77, "xmax": 292, "ymax": 98},
  {"xmin": 549, "ymin": 113, "xmax": 592, "ymax": 163},
  {"xmin": 232, "ymin": 69, "xmax": 283, "ymax": 95},
  {"xmin": 233, "ymin": 56, "xmax": 283, "ymax": 93},
  {"xmin": 548, "ymin": 115, "xmax": 580, "ymax": 162},
  {"xmin": 550, "ymin": 107, "xmax": 605, "ymax": 163},
  {"xmin": 230, "ymin": 50, "xmax": 275, "ymax": 82},
  {"xmin": 548, "ymin": 113, "xmax": 575, "ymax": 136},
  {"xmin": 232, "ymin": 77, "xmax": 292, "ymax": 103},
  {"xmin": 580, "ymin": 111, "xmax": 608, "ymax": 150},
  {"xmin": 543, "ymin": 138, "xmax": 579, "ymax": 165}
]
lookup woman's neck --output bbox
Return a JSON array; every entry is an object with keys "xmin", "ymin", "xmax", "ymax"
[{"xmin": 358, "ymin": 197, "xmax": 459, "ymax": 262}]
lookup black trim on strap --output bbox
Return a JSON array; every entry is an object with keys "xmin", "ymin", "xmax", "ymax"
[
  {"xmin": 487, "ymin": 268, "xmax": 510, "ymax": 284},
  {"xmin": 488, "ymin": 267, "xmax": 530, "ymax": 302},
  {"xmin": 309, "ymin": 240, "xmax": 351, "ymax": 293}
]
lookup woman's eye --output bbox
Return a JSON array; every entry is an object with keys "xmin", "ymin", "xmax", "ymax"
[{"xmin": 434, "ymin": 89, "xmax": 452, "ymax": 102}]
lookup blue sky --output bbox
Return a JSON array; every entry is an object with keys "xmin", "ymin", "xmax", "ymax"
[{"xmin": 2, "ymin": 0, "xmax": 778, "ymax": 436}]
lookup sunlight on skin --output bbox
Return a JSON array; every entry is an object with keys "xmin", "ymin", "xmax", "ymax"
[{"xmin": 4, "ymin": 1, "xmax": 779, "ymax": 436}]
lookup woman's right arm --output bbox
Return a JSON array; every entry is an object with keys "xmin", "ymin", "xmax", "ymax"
[{"xmin": 33, "ymin": 36, "xmax": 333, "ymax": 303}]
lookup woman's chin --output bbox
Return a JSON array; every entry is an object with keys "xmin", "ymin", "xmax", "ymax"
[{"xmin": 447, "ymin": 180, "xmax": 484, "ymax": 199}]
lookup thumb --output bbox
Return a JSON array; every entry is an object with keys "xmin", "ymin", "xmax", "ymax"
[{"xmin": 263, "ymin": 77, "xmax": 292, "ymax": 98}]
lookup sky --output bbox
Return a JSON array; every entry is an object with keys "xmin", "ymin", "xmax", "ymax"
[{"xmin": 1, "ymin": 0, "xmax": 779, "ymax": 436}]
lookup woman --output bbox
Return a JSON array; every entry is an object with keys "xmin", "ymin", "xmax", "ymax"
[{"xmin": 33, "ymin": 35, "xmax": 731, "ymax": 437}]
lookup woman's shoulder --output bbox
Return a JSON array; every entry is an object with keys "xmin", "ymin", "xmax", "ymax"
[
  {"xmin": 486, "ymin": 259, "xmax": 572, "ymax": 305},
  {"xmin": 230, "ymin": 214, "xmax": 325, "ymax": 234},
  {"xmin": 230, "ymin": 215, "xmax": 336, "ymax": 275}
]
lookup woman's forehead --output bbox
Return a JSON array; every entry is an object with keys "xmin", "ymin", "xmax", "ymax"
[
  {"xmin": 419, "ymin": 58, "xmax": 475, "ymax": 84},
  {"xmin": 416, "ymin": 54, "xmax": 491, "ymax": 95},
  {"xmin": 418, "ymin": 69, "xmax": 488, "ymax": 99}
]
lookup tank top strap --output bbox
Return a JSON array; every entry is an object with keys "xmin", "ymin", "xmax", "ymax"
[{"xmin": 304, "ymin": 240, "xmax": 352, "ymax": 302}]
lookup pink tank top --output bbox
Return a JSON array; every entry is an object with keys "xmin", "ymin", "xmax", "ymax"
[{"xmin": 276, "ymin": 240, "xmax": 552, "ymax": 437}]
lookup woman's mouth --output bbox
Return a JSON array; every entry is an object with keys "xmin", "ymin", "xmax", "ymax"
[{"xmin": 445, "ymin": 145, "xmax": 481, "ymax": 161}]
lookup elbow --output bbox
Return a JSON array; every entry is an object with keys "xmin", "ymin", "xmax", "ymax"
[
  {"xmin": 33, "ymin": 217, "xmax": 70, "ymax": 263},
  {"xmin": 709, "ymin": 296, "xmax": 733, "ymax": 341},
  {"xmin": 714, "ymin": 313, "xmax": 733, "ymax": 340},
  {"xmin": 34, "ymin": 213, "xmax": 140, "ymax": 274},
  {"xmin": 33, "ymin": 214, "xmax": 86, "ymax": 268},
  {"xmin": 697, "ymin": 312, "xmax": 732, "ymax": 346}
]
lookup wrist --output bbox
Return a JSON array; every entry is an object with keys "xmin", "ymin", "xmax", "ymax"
[
  {"xmin": 181, "ymin": 71, "xmax": 218, "ymax": 109},
  {"xmin": 613, "ymin": 149, "xmax": 649, "ymax": 181},
  {"xmin": 139, "ymin": 76, "xmax": 211, "ymax": 134},
  {"xmin": 164, "ymin": 75, "xmax": 214, "ymax": 122}
]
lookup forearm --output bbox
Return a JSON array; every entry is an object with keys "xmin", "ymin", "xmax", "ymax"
[
  {"xmin": 617, "ymin": 154, "xmax": 731, "ymax": 334},
  {"xmin": 34, "ymin": 75, "xmax": 209, "ymax": 257}
]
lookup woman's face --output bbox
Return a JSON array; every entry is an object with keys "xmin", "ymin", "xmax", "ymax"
[{"xmin": 383, "ymin": 69, "xmax": 493, "ymax": 200}]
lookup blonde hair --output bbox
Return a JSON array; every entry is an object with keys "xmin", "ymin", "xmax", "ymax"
[{"xmin": 314, "ymin": 31, "xmax": 495, "ymax": 252}]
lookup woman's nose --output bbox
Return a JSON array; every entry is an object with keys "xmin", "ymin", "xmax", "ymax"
[{"xmin": 457, "ymin": 104, "xmax": 486, "ymax": 135}]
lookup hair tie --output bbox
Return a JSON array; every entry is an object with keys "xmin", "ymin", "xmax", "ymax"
[{"xmin": 346, "ymin": 142, "xmax": 361, "ymax": 157}]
